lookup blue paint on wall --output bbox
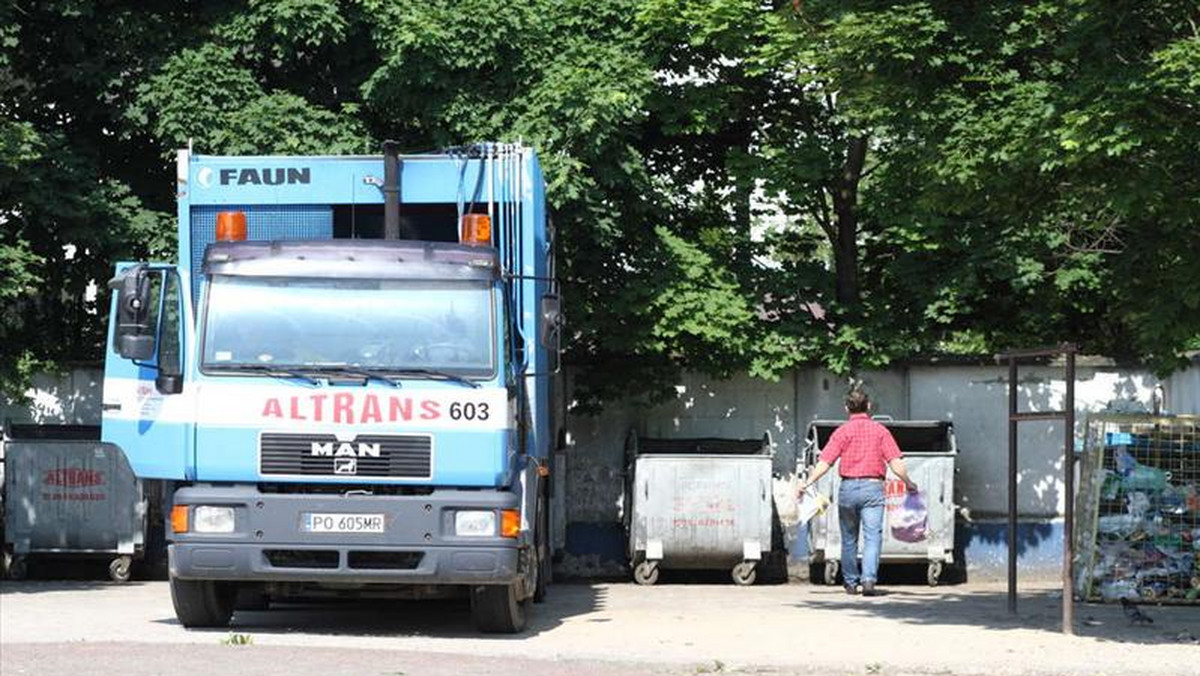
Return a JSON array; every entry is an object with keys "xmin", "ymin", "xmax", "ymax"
[
  {"xmin": 786, "ymin": 518, "xmax": 1065, "ymax": 578},
  {"xmin": 566, "ymin": 518, "xmax": 1067, "ymax": 580},
  {"xmin": 565, "ymin": 522, "xmax": 626, "ymax": 561},
  {"xmin": 958, "ymin": 519, "xmax": 1064, "ymax": 579}
]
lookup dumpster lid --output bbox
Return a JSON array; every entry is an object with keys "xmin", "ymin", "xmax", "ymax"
[
  {"xmin": 808, "ymin": 419, "xmax": 954, "ymax": 455},
  {"xmin": 630, "ymin": 435, "xmax": 771, "ymax": 456},
  {"xmin": 3, "ymin": 423, "xmax": 101, "ymax": 441}
]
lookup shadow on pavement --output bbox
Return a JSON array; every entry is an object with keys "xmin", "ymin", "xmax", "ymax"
[
  {"xmin": 792, "ymin": 585, "xmax": 1200, "ymax": 647},
  {"xmin": 0, "ymin": 579, "xmax": 146, "ymax": 594},
  {"xmin": 151, "ymin": 582, "xmax": 607, "ymax": 639}
]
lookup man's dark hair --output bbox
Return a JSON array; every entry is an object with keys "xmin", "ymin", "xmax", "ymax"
[{"xmin": 845, "ymin": 389, "xmax": 870, "ymax": 414}]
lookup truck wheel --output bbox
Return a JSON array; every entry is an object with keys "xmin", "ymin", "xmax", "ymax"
[
  {"xmin": 470, "ymin": 583, "xmax": 528, "ymax": 633},
  {"xmin": 731, "ymin": 561, "xmax": 757, "ymax": 586},
  {"xmin": 633, "ymin": 560, "xmax": 659, "ymax": 586},
  {"xmin": 108, "ymin": 556, "xmax": 132, "ymax": 583},
  {"xmin": 170, "ymin": 576, "xmax": 235, "ymax": 628}
]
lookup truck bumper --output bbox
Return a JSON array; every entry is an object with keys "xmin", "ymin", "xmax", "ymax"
[{"xmin": 168, "ymin": 484, "xmax": 522, "ymax": 585}]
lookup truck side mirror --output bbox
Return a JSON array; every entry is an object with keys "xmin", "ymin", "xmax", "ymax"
[
  {"xmin": 539, "ymin": 293, "xmax": 563, "ymax": 348},
  {"xmin": 108, "ymin": 264, "xmax": 156, "ymax": 361}
]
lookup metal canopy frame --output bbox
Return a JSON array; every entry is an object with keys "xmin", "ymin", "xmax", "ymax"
[{"xmin": 996, "ymin": 344, "xmax": 1077, "ymax": 635}]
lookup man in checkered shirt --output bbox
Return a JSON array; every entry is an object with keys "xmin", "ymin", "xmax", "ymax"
[{"xmin": 800, "ymin": 389, "xmax": 918, "ymax": 596}]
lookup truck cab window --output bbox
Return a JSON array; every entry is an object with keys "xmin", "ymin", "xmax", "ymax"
[{"xmin": 202, "ymin": 276, "xmax": 496, "ymax": 378}]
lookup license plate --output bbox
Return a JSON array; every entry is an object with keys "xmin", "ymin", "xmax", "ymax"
[{"xmin": 303, "ymin": 512, "xmax": 385, "ymax": 534}]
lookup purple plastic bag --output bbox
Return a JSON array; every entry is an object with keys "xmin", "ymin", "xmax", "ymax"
[{"xmin": 890, "ymin": 491, "xmax": 929, "ymax": 543}]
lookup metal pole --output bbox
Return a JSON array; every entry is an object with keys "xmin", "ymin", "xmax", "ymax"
[
  {"xmin": 382, "ymin": 141, "xmax": 400, "ymax": 240},
  {"xmin": 1008, "ymin": 357, "xmax": 1018, "ymax": 614},
  {"xmin": 1062, "ymin": 348, "xmax": 1076, "ymax": 635}
]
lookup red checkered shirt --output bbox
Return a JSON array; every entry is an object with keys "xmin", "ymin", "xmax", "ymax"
[{"xmin": 818, "ymin": 413, "xmax": 902, "ymax": 479}]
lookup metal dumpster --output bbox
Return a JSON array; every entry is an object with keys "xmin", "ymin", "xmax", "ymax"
[
  {"xmin": 805, "ymin": 419, "xmax": 957, "ymax": 586},
  {"xmin": 2, "ymin": 439, "xmax": 146, "ymax": 582},
  {"xmin": 623, "ymin": 432, "xmax": 773, "ymax": 585}
]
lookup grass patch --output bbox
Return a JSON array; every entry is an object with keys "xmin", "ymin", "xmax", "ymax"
[{"xmin": 220, "ymin": 633, "xmax": 254, "ymax": 646}]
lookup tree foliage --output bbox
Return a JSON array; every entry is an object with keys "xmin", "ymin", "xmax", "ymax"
[{"xmin": 2, "ymin": 0, "xmax": 1198, "ymax": 405}]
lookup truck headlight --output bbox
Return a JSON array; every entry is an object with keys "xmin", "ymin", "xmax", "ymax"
[
  {"xmin": 455, "ymin": 510, "xmax": 496, "ymax": 537},
  {"xmin": 192, "ymin": 506, "xmax": 236, "ymax": 534}
]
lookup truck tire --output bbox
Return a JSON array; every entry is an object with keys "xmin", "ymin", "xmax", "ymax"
[
  {"xmin": 470, "ymin": 583, "xmax": 528, "ymax": 633},
  {"xmin": 170, "ymin": 576, "xmax": 235, "ymax": 628}
]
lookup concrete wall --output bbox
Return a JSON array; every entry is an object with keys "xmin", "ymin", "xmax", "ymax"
[
  {"xmin": 561, "ymin": 360, "xmax": 1198, "ymax": 578},
  {"xmin": 1166, "ymin": 366, "xmax": 1200, "ymax": 414},
  {"xmin": 0, "ymin": 368, "xmax": 103, "ymax": 427},
  {"xmin": 565, "ymin": 362, "xmax": 1187, "ymax": 523},
  {"xmin": 4, "ymin": 361, "xmax": 1196, "ymax": 580}
]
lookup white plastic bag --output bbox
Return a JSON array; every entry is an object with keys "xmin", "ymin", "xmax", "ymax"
[{"xmin": 797, "ymin": 487, "xmax": 831, "ymax": 525}]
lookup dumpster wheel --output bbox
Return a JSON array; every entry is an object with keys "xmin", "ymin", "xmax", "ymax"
[
  {"xmin": 927, "ymin": 561, "xmax": 943, "ymax": 587},
  {"xmin": 633, "ymin": 560, "xmax": 660, "ymax": 586},
  {"xmin": 5, "ymin": 553, "xmax": 26, "ymax": 581},
  {"xmin": 109, "ymin": 556, "xmax": 133, "ymax": 583},
  {"xmin": 731, "ymin": 561, "xmax": 757, "ymax": 586},
  {"xmin": 823, "ymin": 560, "xmax": 840, "ymax": 585}
]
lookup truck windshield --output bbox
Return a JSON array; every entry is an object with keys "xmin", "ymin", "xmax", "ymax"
[{"xmin": 202, "ymin": 276, "xmax": 496, "ymax": 378}]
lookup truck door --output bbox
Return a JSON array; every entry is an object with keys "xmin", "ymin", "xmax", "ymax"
[{"xmin": 100, "ymin": 263, "xmax": 194, "ymax": 480}]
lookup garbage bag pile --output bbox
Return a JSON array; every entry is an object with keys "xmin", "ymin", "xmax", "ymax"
[{"xmin": 1089, "ymin": 444, "xmax": 1200, "ymax": 603}]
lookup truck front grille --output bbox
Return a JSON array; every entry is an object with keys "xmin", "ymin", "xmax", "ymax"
[
  {"xmin": 347, "ymin": 551, "xmax": 424, "ymax": 570},
  {"xmin": 259, "ymin": 433, "xmax": 432, "ymax": 479},
  {"xmin": 264, "ymin": 549, "xmax": 339, "ymax": 569}
]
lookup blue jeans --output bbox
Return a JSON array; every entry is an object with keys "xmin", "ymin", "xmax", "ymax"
[{"xmin": 838, "ymin": 479, "xmax": 885, "ymax": 587}]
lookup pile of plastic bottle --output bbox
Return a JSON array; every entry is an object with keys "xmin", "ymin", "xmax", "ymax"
[{"xmin": 1090, "ymin": 441, "xmax": 1200, "ymax": 603}]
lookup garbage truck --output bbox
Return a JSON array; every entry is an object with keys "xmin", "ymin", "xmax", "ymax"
[{"xmin": 100, "ymin": 142, "xmax": 561, "ymax": 632}]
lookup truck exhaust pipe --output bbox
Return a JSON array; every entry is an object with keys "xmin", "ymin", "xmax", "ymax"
[{"xmin": 383, "ymin": 140, "xmax": 401, "ymax": 240}]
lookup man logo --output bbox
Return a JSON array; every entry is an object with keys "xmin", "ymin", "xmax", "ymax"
[
  {"xmin": 311, "ymin": 441, "xmax": 382, "ymax": 458},
  {"xmin": 196, "ymin": 167, "xmax": 213, "ymax": 189},
  {"xmin": 334, "ymin": 458, "xmax": 358, "ymax": 475}
]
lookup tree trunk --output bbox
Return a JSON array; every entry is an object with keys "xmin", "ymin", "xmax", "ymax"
[{"xmin": 830, "ymin": 135, "xmax": 868, "ymax": 308}]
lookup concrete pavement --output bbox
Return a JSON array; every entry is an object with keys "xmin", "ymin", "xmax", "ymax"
[{"xmin": 1, "ymin": 579, "xmax": 1197, "ymax": 676}]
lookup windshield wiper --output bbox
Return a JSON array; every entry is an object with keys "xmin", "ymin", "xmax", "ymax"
[
  {"xmin": 206, "ymin": 363, "xmax": 321, "ymax": 386},
  {"xmin": 301, "ymin": 364, "xmax": 401, "ymax": 388},
  {"xmin": 381, "ymin": 368, "xmax": 481, "ymax": 389}
]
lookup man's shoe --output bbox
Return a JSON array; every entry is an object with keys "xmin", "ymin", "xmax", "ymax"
[
  {"xmin": 844, "ymin": 584, "xmax": 859, "ymax": 595},
  {"xmin": 862, "ymin": 582, "xmax": 878, "ymax": 596}
]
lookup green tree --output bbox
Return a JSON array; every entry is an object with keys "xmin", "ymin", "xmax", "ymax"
[
  {"xmin": 641, "ymin": 0, "xmax": 1200, "ymax": 378},
  {"xmin": 792, "ymin": 0, "xmax": 1200, "ymax": 372},
  {"xmin": 3, "ymin": 0, "xmax": 1197, "ymax": 405}
]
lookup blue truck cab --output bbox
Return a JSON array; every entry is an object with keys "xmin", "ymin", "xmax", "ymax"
[{"xmin": 100, "ymin": 143, "xmax": 560, "ymax": 632}]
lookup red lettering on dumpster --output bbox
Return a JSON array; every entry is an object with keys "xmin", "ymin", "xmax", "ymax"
[
  {"xmin": 673, "ymin": 518, "xmax": 736, "ymax": 528},
  {"xmin": 884, "ymin": 479, "xmax": 907, "ymax": 511},
  {"xmin": 42, "ymin": 468, "xmax": 105, "ymax": 487},
  {"xmin": 41, "ymin": 492, "xmax": 107, "ymax": 501}
]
